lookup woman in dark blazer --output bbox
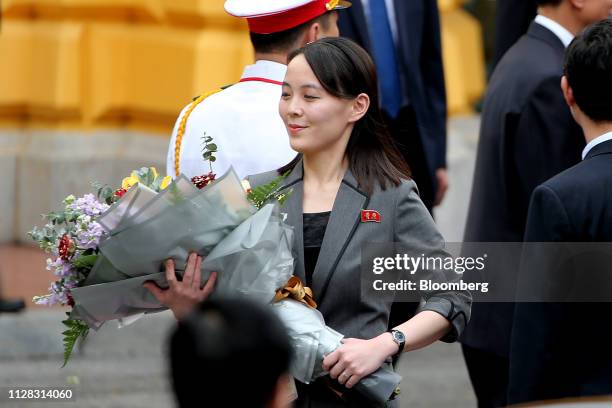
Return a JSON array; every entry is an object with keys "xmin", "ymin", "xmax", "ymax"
[{"xmin": 247, "ymin": 37, "xmax": 471, "ymax": 407}]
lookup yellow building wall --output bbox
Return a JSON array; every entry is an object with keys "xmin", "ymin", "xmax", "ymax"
[
  {"xmin": 0, "ymin": 0, "xmax": 485, "ymax": 135},
  {"xmin": 1, "ymin": 0, "xmax": 251, "ymax": 134}
]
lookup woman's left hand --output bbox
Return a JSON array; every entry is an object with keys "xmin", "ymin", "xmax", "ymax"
[{"xmin": 322, "ymin": 334, "xmax": 398, "ymax": 389}]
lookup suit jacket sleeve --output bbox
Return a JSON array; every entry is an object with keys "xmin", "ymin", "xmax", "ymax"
[
  {"xmin": 524, "ymin": 184, "xmax": 573, "ymax": 242},
  {"xmin": 393, "ymin": 180, "xmax": 471, "ymax": 341},
  {"xmin": 421, "ymin": 0, "xmax": 447, "ymax": 169},
  {"xmin": 509, "ymin": 298, "xmax": 568, "ymax": 403},
  {"xmin": 508, "ymin": 185, "xmax": 572, "ymax": 403},
  {"xmin": 519, "ymin": 184, "xmax": 575, "ymax": 300}
]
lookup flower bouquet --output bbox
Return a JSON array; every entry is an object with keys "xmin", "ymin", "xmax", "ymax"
[
  {"xmin": 30, "ymin": 165, "xmax": 286, "ymax": 364},
  {"xmin": 31, "ymin": 136, "xmax": 400, "ymax": 406},
  {"xmin": 29, "ymin": 167, "xmax": 176, "ymax": 363}
]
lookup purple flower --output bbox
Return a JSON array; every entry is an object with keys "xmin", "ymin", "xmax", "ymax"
[
  {"xmin": 34, "ymin": 283, "xmax": 67, "ymax": 306},
  {"xmin": 68, "ymin": 194, "xmax": 109, "ymax": 217},
  {"xmin": 46, "ymin": 257, "xmax": 73, "ymax": 278},
  {"xmin": 74, "ymin": 217, "xmax": 105, "ymax": 249},
  {"xmin": 63, "ymin": 280, "xmax": 79, "ymax": 290}
]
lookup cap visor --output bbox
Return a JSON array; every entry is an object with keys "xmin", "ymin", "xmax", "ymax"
[{"xmin": 334, "ymin": 0, "xmax": 352, "ymax": 9}]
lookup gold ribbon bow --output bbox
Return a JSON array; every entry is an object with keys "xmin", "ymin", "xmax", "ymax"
[{"xmin": 274, "ymin": 276, "xmax": 317, "ymax": 308}]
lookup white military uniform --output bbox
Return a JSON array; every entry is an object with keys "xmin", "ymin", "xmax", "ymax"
[{"xmin": 166, "ymin": 60, "xmax": 296, "ymax": 179}]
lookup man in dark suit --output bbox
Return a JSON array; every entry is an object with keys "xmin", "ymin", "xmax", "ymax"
[
  {"xmin": 338, "ymin": 0, "xmax": 448, "ymax": 214},
  {"xmin": 461, "ymin": 1, "xmax": 611, "ymax": 406},
  {"xmin": 508, "ymin": 19, "xmax": 612, "ymax": 404},
  {"xmin": 493, "ymin": 0, "xmax": 537, "ymax": 68}
]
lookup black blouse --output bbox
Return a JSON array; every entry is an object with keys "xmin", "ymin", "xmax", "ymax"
[{"xmin": 303, "ymin": 211, "xmax": 331, "ymax": 288}]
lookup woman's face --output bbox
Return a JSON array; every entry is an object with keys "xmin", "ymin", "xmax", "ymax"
[{"xmin": 279, "ymin": 54, "xmax": 355, "ymax": 155}]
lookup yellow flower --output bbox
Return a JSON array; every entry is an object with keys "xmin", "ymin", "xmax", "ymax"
[
  {"xmin": 160, "ymin": 176, "xmax": 171, "ymax": 190},
  {"xmin": 149, "ymin": 167, "xmax": 158, "ymax": 180},
  {"xmin": 122, "ymin": 175, "xmax": 139, "ymax": 190}
]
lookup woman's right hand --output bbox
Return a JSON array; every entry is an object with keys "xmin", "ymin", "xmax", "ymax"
[{"xmin": 143, "ymin": 252, "xmax": 217, "ymax": 320}]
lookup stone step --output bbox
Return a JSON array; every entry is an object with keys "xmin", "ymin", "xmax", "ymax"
[{"xmin": 0, "ymin": 309, "xmax": 176, "ymax": 361}]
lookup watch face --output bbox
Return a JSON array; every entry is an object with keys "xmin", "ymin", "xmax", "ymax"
[{"xmin": 393, "ymin": 330, "xmax": 405, "ymax": 343}]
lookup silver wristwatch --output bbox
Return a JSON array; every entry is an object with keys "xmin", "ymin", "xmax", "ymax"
[{"xmin": 389, "ymin": 329, "xmax": 406, "ymax": 356}]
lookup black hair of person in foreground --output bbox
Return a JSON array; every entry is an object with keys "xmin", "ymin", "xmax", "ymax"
[{"xmin": 169, "ymin": 297, "xmax": 293, "ymax": 408}]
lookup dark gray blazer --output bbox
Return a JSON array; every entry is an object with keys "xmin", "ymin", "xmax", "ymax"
[{"xmin": 247, "ymin": 162, "xmax": 471, "ymax": 343}]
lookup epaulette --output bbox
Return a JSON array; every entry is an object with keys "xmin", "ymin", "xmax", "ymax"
[{"xmin": 191, "ymin": 83, "xmax": 234, "ymax": 102}]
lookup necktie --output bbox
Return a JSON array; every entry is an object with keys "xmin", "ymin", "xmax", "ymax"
[{"xmin": 368, "ymin": 0, "xmax": 403, "ymax": 118}]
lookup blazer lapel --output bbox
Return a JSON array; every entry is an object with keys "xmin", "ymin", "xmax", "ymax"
[
  {"xmin": 312, "ymin": 170, "xmax": 369, "ymax": 302},
  {"xmin": 279, "ymin": 163, "xmax": 306, "ymax": 282}
]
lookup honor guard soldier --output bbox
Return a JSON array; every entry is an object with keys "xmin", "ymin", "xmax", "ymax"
[{"xmin": 167, "ymin": 0, "xmax": 350, "ymax": 180}]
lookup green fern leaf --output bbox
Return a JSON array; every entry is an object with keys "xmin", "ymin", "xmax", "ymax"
[
  {"xmin": 247, "ymin": 172, "xmax": 291, "ymax": 209},
  {"xmin": 61, "ymin": 318, "xmax": 89, "ymax": 367}
]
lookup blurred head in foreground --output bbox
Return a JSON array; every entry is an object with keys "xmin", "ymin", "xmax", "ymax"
[{"xmin": 170, "ymin": 298, "xmax": 293, "ymax": 408}]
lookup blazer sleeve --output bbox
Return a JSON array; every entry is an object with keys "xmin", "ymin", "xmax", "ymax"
[{"xmin": 393, "ymin": 180, "xmax": 472, "ymax": 342}]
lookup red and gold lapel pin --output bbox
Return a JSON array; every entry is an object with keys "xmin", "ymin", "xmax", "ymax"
[{"xmin": 360, "ymin": 209, "xmax": 381, "ymax": 223}]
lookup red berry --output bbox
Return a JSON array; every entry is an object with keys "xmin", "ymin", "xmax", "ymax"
[
  {"xmin": 191, "ymin": 172, "xmax": 216, "ymax": 189},
  {"xmin": 66, "ymin": 292, "xmax": 75, "ymax": 307},
  {"xmin": 114, "ymin": 188, "xmax": 127, "ymax": 198},
  {"xmin": 58, "ymin": 234, "xmax": 74, "ymax": 261}
]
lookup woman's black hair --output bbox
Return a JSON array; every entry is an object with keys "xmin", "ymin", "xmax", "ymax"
[{"xmin": 278, "ymin": 37, "xmax": 411, "ymax": 194}]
